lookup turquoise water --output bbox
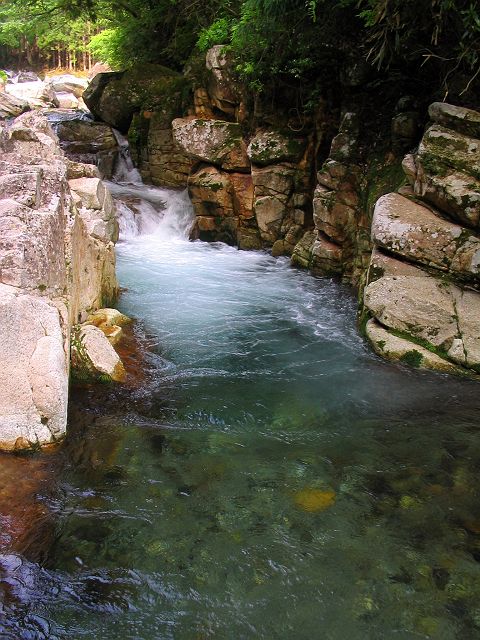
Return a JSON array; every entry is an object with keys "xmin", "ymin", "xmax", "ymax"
[{"xmin": 2, "ymin": 186, "xmax": 480, "ymax": 639}]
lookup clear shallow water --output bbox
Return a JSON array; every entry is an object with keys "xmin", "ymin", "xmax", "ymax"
[{"xmin": 2, "ymin": 186, "xmax": 480, "ymax": 639}]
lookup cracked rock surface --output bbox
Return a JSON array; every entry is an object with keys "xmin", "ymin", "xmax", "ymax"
[
  {"xmin": 363, "ymin": 103, "xmax": 480, "ymax": 377},
  {"xmin": 0, "ymin": 112, "xmax": 119, "ymax": 450}
]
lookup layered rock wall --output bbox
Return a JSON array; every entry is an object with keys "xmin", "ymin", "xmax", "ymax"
[
  {"xmin": 82, "ymin": 51, "xmax": 316, "ymax": 250},
  {"xmin": 0, "ymin": 112, "xmax": 118, "ymax": 450},
  {"xmin": 83, "ymin": 64, "xmax": 193, "ymax": 187},
  {"xmin": 362, "ymin": 103, "xmax": 480, "ymax": 376}
]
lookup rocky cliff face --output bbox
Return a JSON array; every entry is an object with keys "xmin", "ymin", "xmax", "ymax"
[
  {"xmin": 83, "ymin": 64, "xmax": 193, "ymax": 187},
  {"xmin": 84, "ymin": 50, "xmax": 316, "ymax": 250},
  {"xmin": 0, "ymin": 111, "xmax": 118, "ymax": 450},
  {"xmin": 362, "ymin": 103, "xmax": 480, "ymax": 377},
  {"xmin": 83, "ymin": 54, "xmax": 479, "ymax": 378}
]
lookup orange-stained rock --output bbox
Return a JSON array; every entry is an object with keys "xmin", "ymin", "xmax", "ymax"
[
  {"xmin": 197, "ymin": 216, "xmax": 217, "ymax": 231},
  {"xmin": 293, "ymin": 488, "xmax": 336, "ymax": 512},
  {"xmin": 188, "ymin": 165, "xmax": 233, "ymax": 218},
  {"xmin": 230, "ymin": 173, "xmax": 254, "ymax": 218}
]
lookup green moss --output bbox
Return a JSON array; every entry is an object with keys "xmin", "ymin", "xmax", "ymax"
[
  {"xmin": 208, "ymin": 182, "xmax": 224, "ymax": 192},
  {"xmin": 367, "ymin": 264, "xmax": 385, "ymax": 283},
  {"xmin": 400, "ymin": 349, "xmax": 424, "ymax": 368},
  {"xmin": 376, "ymin": 340, "xmax": 386, "ymax": 350},
  {"xmin": 362, "ymin": 155, "xmax": 406, "ymax": 219},
  {"xmin": 421, "ymin": 135, "xmax": 480, "ymax": 180},
  {"xmin": 357, "ymin": 307, "xmax": 372, "ymax": 337},
  {"xmin": 418, "ymin": 154, "xmax": 450, "ymax": 178}
]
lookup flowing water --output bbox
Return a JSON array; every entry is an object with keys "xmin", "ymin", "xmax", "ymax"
[{"xmin": 2, "ymin": 180, "xmax": 480, "ymax": 640}]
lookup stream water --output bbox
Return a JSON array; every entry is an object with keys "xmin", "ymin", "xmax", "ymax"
[{"xmin": 2, "ymin": 180, "xmax": 480, "ymax": 639}]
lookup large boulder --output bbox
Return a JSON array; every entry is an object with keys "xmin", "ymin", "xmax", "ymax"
[
  {"xmin": 417, "ymin": 124, "xmax": 480, "ymax": 180},
  {"xmin": 187, "ymin": 165, "xmax": 254, "ymax": 244},
  {"xmin": 47, "ymin": 74, "xmax": 88, "ymax": 98},
  {"xmin": 68, "ymin": 176, "xmax": 118, "ymax": 244},
  {"xmin": 130, "ymin": 111, "xmax": 192, "ymax": 187},
  {"xmin": 85, "ymin": 307, "xmax": 131, "ymax": 345},
  {"xmin": 361, "ymin": 103, "xmax": 480, "ymax": 377},
  {"xmin": 414, "ymin": 167, "xmax": 480, "ymax": 229},
  {"xmin": 188, "ymin": 165, "xmax": 234, "ymax": 222},
  {"xmin": 310, "ymin": 235, "xmax": 343, "ymax": 275},
  {"xmin": 172, "ymin": 117, "xmax": 249, "ymax": 171},
  {"xmin": 6, "ymin": 81, "xmax": 59, "ymax": 109},
  {"xmin": 250, "ymin": 162, "xmax": 305, "ymax": 247},
  {"xmin": 428, "ymin": 102, "xmax": 480, "ymax": 139},
  {"xmin": 0, "ymin": 91, "xmax": 29, "ymax": 118},
  {"xmin": 52, "ymin": 116, "xmax": 118, "ymax": 178},
  {"xmin": 14, "ymin": 71, "xmax": 40, "ymax": 83},
  {"xmin": 205, "ymin": 45, "xmax": 241, "ymax": 116},
  {"xmin": 363, "ymin": 256, "xmax": 480, "ymax": 371},
  {"xmin": 372, "ymin": 192, "xmax": 480, "ymax": 283},
  {"xmin": 55, "ymin": 93, "xmax": 80, "ymax": 109},
  {"xmin": 403, "ymin": 110, "xmax": 480, "ymax": 229},
  {"xmin": 291, "ymin": 231, "xmax": 316, "ymax": 269},
  {"xmin": 247, "ymin": 130, "xmax": 305, "ymax": 166},
  {"xmin": 313, "ymin": 184, "xmax": 356, "ymax": 244},
  {"xmin": 71, "ymin": 324, "xmax": 125, "ymax": 382},
  {"xmin": 83, "ymin": 65, "xmax": 189, "ymax": 133},
  {"xmin": 365, "ymin": 318, "xmax": 465, "ymax": 375},
  {"xmin": 364, "ymin": 273, "xmax": 458, "ymax": 350}
]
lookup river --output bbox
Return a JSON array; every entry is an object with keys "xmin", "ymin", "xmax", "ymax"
[{"xmin": 2, "ymin": 180, "xmax": 480, "ymax": 639}]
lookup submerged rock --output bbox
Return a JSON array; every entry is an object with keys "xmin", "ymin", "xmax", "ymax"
[{"xmin": 293, "ymin": 488, "xmax": 336, "ymax": 512}]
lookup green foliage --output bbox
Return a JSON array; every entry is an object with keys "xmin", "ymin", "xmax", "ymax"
[
  {"xmin": 0, "ymin": 70, "xmax": 7, "ymax": 82},
  {"xmin": 198, "ymin": 18, "xmax": 231, "ymax": 52},
  {"xmin": 0, "ymin": 0, "xmax": 478, "ymax": 102},
  {"xmin": 88, "ymin": 27, "xmax": 125, "ymax": 69},
  {"xmin": 355, "ymin": 0, "xmax": 480, "ymax": 94}
]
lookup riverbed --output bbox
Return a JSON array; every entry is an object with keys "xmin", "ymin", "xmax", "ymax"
[{"xmin": 2, "ymin": 184, "xmax": 480, "ymax": 639}]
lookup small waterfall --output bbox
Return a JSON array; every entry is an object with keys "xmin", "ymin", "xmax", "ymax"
[
  {"xmin": 107, "ymin": 171, "xmax": 194, "ymax": 242},
  {"xmin": 112, "ymin": 129, "xmax": 143, "ymax": 184}
]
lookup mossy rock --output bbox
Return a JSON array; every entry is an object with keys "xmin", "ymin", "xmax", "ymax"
[
  {"xmin": 84, "ymin": 66, "xmax": 191, "ymax": 133},
  {"xmin": 247, "ymin": 130, "xmax": 306, "ymax": 166}
]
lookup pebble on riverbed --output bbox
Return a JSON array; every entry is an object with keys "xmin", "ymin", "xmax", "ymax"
[{"xmin": 293, "ymin": 487, "xmax": 336, "ymax": 512}]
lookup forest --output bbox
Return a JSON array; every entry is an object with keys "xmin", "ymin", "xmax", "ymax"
[{"xmin": 0, "ymin": 0, "xmax": 479, "ymax": 103}]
